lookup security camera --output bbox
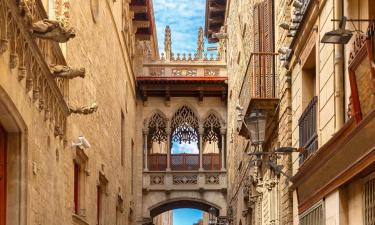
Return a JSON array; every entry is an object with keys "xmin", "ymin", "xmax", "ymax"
[
  {"xmin": 292, "ymin": 0, "xmax": 303, "ymax": 9},
  {"xmin": 72, "ymin": 136, "xmax": 91, "ymax": 149}
]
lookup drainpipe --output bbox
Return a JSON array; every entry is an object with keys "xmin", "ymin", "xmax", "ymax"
[{"xmin": 334, "ymin": 0, "xmax": 345, "ymax": 132}]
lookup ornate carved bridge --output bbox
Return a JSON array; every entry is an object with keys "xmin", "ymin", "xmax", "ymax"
[{"xmin": 136, "ymin": 26, "xmax": 228, "ymax": 224}]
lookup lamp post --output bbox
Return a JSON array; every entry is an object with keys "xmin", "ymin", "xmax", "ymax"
[
  {"xmin": 208, "ymin": 207, "xmax": 227, "ymax": 225},
  {"xmin": 244, "ymin": 110, "xmax": 267, "ymax": 151}
]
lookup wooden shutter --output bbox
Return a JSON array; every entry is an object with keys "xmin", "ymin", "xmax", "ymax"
[
  {"xmin": 253, "ymin": 4, "xmax": 261, "ymax": 97},
  {"xmin": 300, "ymin": 202, "xmax": 324, "ymax": 225},
  {"xmin": 0, "ymin": 126, "xmax": 6, "ymax": 225},
  {"xmin": 262, "ymin": 0, "xmax": 274, "ymax": 97}
]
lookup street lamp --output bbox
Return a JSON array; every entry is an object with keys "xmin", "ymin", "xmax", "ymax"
[
  {"xmin": 208, "ymin": 207, "xmax": 227, "ymax": 225},
  {"xmin": 321, "ymin": 16, "xmax": 353, "ymax": 44},
  {"xmin": 244, "ymin": 110, "xmax": 267, "ymax": 150}
]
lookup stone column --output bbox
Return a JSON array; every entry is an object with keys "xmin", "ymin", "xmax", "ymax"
[
  {"xmin": 166, "ymin": 121, "xmax": 171, "ymax": 171},
  {"xmin": 143, "ymin": 128, "xmax": 149, "ymax": 171},
  {"xmin": 199, "ymin": 125, "xmax": 204, "ymax": 171},
  {"xmin": 220, "ymin": 128, "xmax": 226, "ymax": 171}
]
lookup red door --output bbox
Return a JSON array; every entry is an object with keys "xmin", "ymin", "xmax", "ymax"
[{"xmin": 0, "ymin": 126, "xmax": 6, "ymax": 225}]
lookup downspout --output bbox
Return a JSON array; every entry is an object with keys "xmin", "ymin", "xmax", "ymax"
[{"xmin": 334, "ymin": 0, "xmax": 345, "ymax": 132}]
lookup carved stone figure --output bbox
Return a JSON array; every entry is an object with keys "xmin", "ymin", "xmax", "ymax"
[
  {"xmin": 197, "ymin": 26, "xmax": 204, "ymax": 59},
  {"xmin": 164, "ymin": 26, "xmax": 172, "ymax": 60},
  {"xmin": 0, "ymin": 39, "xmax": 9, "ymax": 56},
  {"xmin": 50, "ymin": 65, "xmax": 85, "ymax": 79},
  {"xmin": 9, "ymin": 53, "xmax": 18, "ymax": 69},
  {"xmin": 31, "ymin": 19, "xmax": 76, "ymax": 43},
  {"xmin": 69, "ymin": 103, "xmax": 98, "ymax": 115}
]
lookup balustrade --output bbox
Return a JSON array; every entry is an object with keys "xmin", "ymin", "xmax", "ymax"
[
  {"xmin": 170, "ymin": 154, "xmax": 200, "ymax": 171},
  {"xmin": 0, "ymin": 0, "xmax": 69, "ymax": 137},
  {"xmin": 239, "ymin": 53, "xmax": 278, "ymax": 111},
  {"xmin": 203, "ymin": 153, "xmax": 221, "ymax": 170}
]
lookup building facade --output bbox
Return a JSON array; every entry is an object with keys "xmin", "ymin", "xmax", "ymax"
[{"xmin": 222, "ymin": 0, "xmax": 375, "ymax": 224}]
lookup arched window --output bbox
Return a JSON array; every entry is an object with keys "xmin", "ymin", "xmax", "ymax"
[
  {"xmin": 170, "ymin": 106, "xmax": 199, "ymax": 154},
  {"xmin": 170, "ymin": 106, "xmax": 199, "ymax": 170},
  {"xmin": 148, "ymin": 113, "xmax": 167, "ymax": 170},
  {"xmin": 202, "ymin": 114, "xmax": 222, "ymax": 170}
]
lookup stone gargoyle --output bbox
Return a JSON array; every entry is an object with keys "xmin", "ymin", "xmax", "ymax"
[
  {"xmin": 50, "ymin": 65, "xmax": 85, "ymax": 79},
  {"xmin": 69, "ymin": 103, "xmax": 98, "ymax": 115},
  {"xmin": 31, "ymin": 19, "xmax": 76, "ymax": 43}
]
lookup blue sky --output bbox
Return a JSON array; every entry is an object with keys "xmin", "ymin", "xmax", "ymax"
[
  {"xmin": 171, "ymin": 141, "xmax": 199, "ymax": 154},
  {"xmin": 173, "ymin": 209, "xmax": 203, "ymax": 225},
  {"xmin": 153, "ymin": 0, "xmax": 217, "ymax": 54}
]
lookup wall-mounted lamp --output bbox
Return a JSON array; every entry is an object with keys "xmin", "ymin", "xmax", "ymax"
[{"xmin": 321, "ymin": 16, "xmax": 353, "ymax": 44}]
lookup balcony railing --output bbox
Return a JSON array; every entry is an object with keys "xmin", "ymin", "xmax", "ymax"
[
  {"xmin": 0, "ymin": 0, "xmax": 69, "ymax": 136},
  {"xmin": 171, "ymin": 154, "xmax": 200, "ymax": 171},
  {"xmin": 203, "ymin": 154, "xmax": 221, "ymax": 170},
  {"xmin": 148, "ymin": 154, "xmax": 167, "ymax": 171},
  {"xmin": 239, "ymin": 52, "xmax": 278, "ymax": 112},
  {"xmin": 299, "ymin": 96, "xmax": 318, "ymax": 164}
]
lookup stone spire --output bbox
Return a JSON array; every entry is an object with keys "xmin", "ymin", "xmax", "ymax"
[
  {"xmin": 197, "ymin": 26, "xmax": 204, "ymax": 60},
  {"xmin": 164, "ymin": 26, "xmax": 172, "ymax": 60}
]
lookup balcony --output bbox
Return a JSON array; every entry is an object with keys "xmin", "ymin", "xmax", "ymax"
[
  {"xmin": 298, "ymin": 96, "xmax": 318, "ymax": 165},
  {"xmin": 0, "ymin": 0, "xmax": 69, "ymax": 137},
  {"xmin": 238, "ymin": 53, "xmax": 279, "ymax": 138},
  {"xmin": 148, "ymin": 153, "xmax": 221, "ymax": 171}
]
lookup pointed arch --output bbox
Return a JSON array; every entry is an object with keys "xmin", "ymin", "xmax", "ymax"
[
  {"xmin": 202, "ymin": 109, "xmax": 226, "ymax": 127},
  {"xmin": 144, "ymin": 109, "xmax": 168, "ymax": 128},
  {"xmin": 170, "ymin": 105, "xmax": 199, "ymax": 144}
]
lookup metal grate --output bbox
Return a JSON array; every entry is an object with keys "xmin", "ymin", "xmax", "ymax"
[
  {"xmin": 171, "ymin": 154, "xmax": 199, "ymax": 170},
  {"xmin": 299, "ymin": 96, "xmax": 318, "ymax": 165},
  {"xmin": 364, "ymin": 177, "xmax": 375, "ymax": 225},
  {"xmin": 300, "ymin": 202, "xmax": 324, "ymax": 225},
  {"xmin": 203, "ymin": 154, "xmax": 221, "ymax": 170},
  {"xmin": 148, "ymin": 154, "xmax": 167, "ymax": 171}
]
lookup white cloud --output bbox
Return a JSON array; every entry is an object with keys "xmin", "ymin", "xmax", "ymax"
[{"xmin": 153, "ymin": 0, "xmax": 217, "ymax": 54}]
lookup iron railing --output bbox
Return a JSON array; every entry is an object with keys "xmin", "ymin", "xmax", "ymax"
[
  {"xmin": 299, "ymin": 96, "xmax": 318, "ymax": 164},
  {"xmin": 239, "ymin": 52, "xmax": 278, "ymax": 110},
  {"xmin": 148, "ymin": 154, "xmax": 167, "ymax": 171},
  {"xmin": 171, "ymin": 154, "xmax": 199, "ymax": 170},
  {"xmin": 203, "ymin": 153, "xmax": 221, "ymax": 170}
]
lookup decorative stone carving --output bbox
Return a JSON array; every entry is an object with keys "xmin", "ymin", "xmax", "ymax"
[
  {"xmin": 9, "ymin": 53, "xmax": 18, "ymax": 69},
  {"xmin": 205, "ymin": 174, "xmax": 220, "ymax": 184},
  {"xmin": 204, "ymin": 69, "xmax": 220, "ymax": 76},
  {"xmin": 172, "ymin": 175, "xmax": 198, "ymax": 185},
  {"xmin": 150, "ymin": 175, "xmax": 165, "ymax": 185},
  {"xmin": 18, "ymin": 66, "xmax": 26, "ymax": 81},
  {"xmin": 69, "ymin": 103, "xmax": 98, "ymax": 115},
  {"xmin": 31, "ymin": 19, "xmax": 76, "ymax": 43},
  {"xmin": 164, "ymin": 26, "xmax": 172, "ymax": 60},
  {"xmin": 50, "ymin": 65, "xmax": 85, "ymax": 79},
  {"xmin": 0, "ymin": 39, "xmax": 9, "ymax": 56},
  {"xmin": 197, "ymin": 26, "xmax": 204, "ymax": 60}
]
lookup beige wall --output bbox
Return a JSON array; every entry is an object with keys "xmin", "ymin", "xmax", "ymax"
[
  {"xmin": 153, "ymin": 211, "xmax": 173, "ymax": 225},
  {"xmin": 0, "ymin": 0, "xmax": 137, "ymax": 225}
]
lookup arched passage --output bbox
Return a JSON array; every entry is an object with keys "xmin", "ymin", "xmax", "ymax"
[{"xmin": 150, "ymin": 198, "xmax": 220, "ymax": 217}]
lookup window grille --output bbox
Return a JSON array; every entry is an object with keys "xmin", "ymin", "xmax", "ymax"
[
  {"xmin": 299, "ymin": 202, "xmax": 324, "ymax": 225},
  {"xmin": 364, "ymin": 176, "xmax": 375, "ymax": 225}
]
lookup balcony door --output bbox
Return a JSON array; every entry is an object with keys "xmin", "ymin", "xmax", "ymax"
[{"xmin": 0, "ymin": 126, "xmax": 6, "ymax": 225}]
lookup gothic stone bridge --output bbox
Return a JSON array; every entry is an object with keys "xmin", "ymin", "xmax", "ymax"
[{"xmin": 136, "ymin": 26, "xmax": 228, "ymax": 224}]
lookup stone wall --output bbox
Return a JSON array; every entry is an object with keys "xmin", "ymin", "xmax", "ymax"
[{"xmin": 0, "ymin": 0, "xmax": 138, "ymax": 225}]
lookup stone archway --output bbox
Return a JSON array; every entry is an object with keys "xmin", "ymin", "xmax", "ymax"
[{"xmin": 150, "ymin": 198, "xmax": 221, "ymax": 217}]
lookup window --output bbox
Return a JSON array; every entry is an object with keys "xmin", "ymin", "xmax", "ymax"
[
  {"xmin": 131, "ymin": 139, "xmax": 134, "ymax": 194},
  {"xmin": 116, "ymin": 195, "xmax": 124, "ymax": 225},
  {"xmin": 299, "ymin": 202, "xmax": 324, "ymax": 225},
  {"xmin": 121, "ymin": 111, "xmax": 125, "ymax": 166},
  {"xmin": 97, "ymin": 173, "xmax": 108, "ymax": 225},
  {"xmin": 363, "ymin": 174, "xmax": 375, "ymax": 225},
  {"xmin": 73, "ymin": 148, "xmax": 88, "ymax": 217},
  {"xmin": 299, "ymin": 46, "xmax": 318, "ymax": 164},
  {"xmin": 73, "ymin": 162, "xmax": 80, "ymax": 214}
]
